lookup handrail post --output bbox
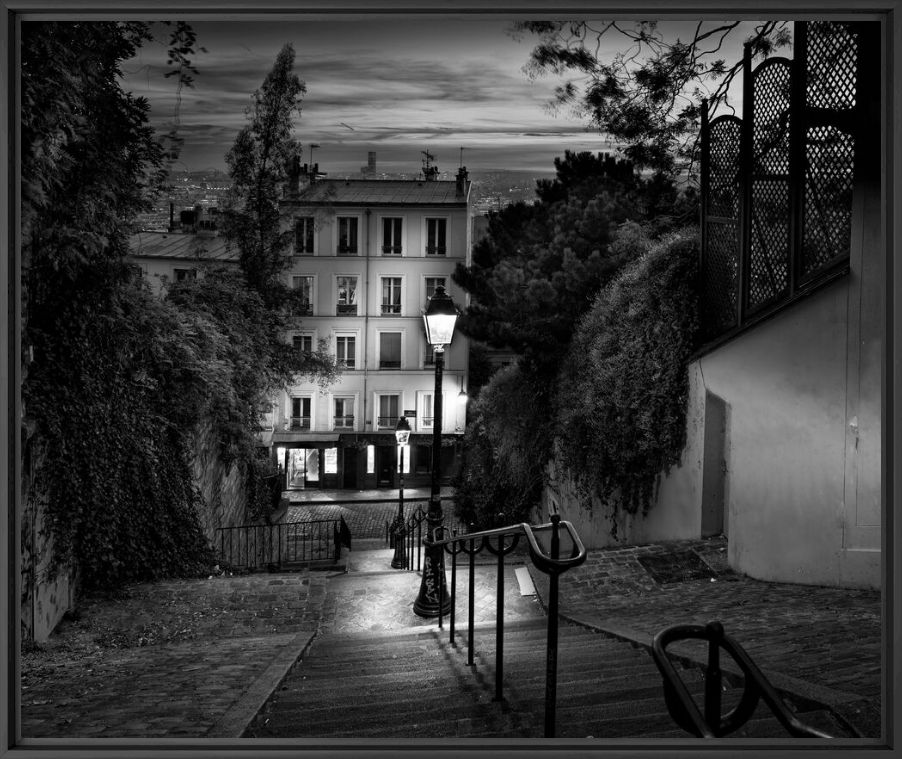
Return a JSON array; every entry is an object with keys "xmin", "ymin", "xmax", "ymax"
[
  {"xmin": 450, "ymin": 536, "xmax": 457, "ymax": 644},
  {"xmin": 494, "ymin": 535, "xmax": 505, "ymax": 702},
  {"xmin": 544, "ymin": 514, "xmax": 562, "ymax": 738},
  {"xmin": 438, "ymin": 530, "xmax": 445, "ymax": 630},
  {"xmin": 468, "ymin": 538, "xmax": 476, "ymax": 666},
  {"xmin": 705, "ymin": 621, "xmax": 724, "ymax": 731}
]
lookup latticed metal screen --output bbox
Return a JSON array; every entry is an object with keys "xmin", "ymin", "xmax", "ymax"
[
  {"xmin": 701, "ymin": 117, "xmax": 742, "ymax": 333},
  {"xmin": 801, "ymin": 22, "xmax": 857, "ymax": 281},
  {"xmin": 699, "ymin": 20, "xmax": 862, "ymax": 343},
  {"xmin": 748, "ymin": 59, "xmax": 792, "ymax": 313}
]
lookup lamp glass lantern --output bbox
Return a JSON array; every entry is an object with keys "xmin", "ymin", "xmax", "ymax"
[
  {"xmin": 422, "ymin": 285, "xmax": 458, "ymax": 351},
  {"xmin": 395, "ymin": 415, "xmax": 411, "ymax": 446}
]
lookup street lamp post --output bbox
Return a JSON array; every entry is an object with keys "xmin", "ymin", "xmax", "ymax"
[
  {"xmin": 413, "ymin": 286, "xmax": 457, "ymax": 617},
  {"xmin": 391, "ymin": 416, "xmax": 410, "ymax": 569}
]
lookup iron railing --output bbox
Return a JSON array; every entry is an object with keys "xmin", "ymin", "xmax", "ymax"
[
  {"xmin": 651, "ymin": 620, "xmax": 834, "ymax": 738},
  {"xmin": 428, "ymin": 514, "xmax": 587, "ymax": 738},
  {"xmin": 215, "ymin": 518, "xmax": 347, "ymax": 571}
]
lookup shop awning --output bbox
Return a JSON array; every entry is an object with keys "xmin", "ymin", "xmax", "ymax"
[{"xmin": 271, "ymin": 432, "xmax": 341, "ymax": 444}]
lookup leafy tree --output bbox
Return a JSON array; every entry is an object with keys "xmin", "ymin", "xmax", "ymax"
[
  {"xmin": 454, "ymin": 150, "xmax": 690, "ymax": 376},
  {"xmin": 222, "ymin": 42, "xmax": 306, "ymax": 296},
  {"xmin": 514, "ymin": 20, "xmax": 791, "ymax": 171},
  {"xmin": 453, "ymin": 365, "xmax": 552, "ymax": 528},
  {"xmin": 554, "ymin": 230, "xmax": 700, "ymax": 519}
]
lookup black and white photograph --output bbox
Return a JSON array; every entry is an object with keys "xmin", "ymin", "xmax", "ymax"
[{"xmin": 2, "ymin": 1, "xmax": 897, "ymax": 755}]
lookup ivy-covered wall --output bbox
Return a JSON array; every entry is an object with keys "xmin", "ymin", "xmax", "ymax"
[{"xmin": 191, "ymin": 416, "xmax": 249, "ymax": 542}]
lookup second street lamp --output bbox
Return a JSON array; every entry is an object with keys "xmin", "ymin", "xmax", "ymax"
[
  {"xmin": 413, "ymin": 286, "xmax": 457, "ymax": 617},
  {"xmin": 390, "ymin": 416, "xmax": 410, "ymax": 569}
]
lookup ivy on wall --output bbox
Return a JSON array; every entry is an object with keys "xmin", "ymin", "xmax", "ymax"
[
  {"xmin": 453, "ymin": 364, "xmax": 553, "ymax": 528},
  {"xmin": 554, "ymin": 230, "xmax": 700, "ymax": 517}
]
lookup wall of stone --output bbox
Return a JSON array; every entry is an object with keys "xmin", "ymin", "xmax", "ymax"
[{"xmin": 190, "ymin": 417, "xmax": 250, "ymax": 543}]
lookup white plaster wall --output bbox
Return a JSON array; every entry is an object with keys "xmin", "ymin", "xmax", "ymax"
[{"xmin": 541, "ymin": 364, "xmax": 706, "ymax": 547}]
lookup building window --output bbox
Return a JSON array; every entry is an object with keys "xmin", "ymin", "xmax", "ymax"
[
  {"xmin": 379, "ymin": 332, "xmax": 402, "ymax": 369},
  {"xmin": 292, "ymin": 334, "xmax": 313, "ymax": 352},
  {"xmin": 425, "ymin": 218, "xmax": 447, "ymax": 255},
  {"xmin": 425, "ymin": 276, "xmax": 447, "ymax": 301},
  {"xmin": 337, "ymin": 216, "xmax": 358, "ymax": 255},
  {"xmin": 382, "ymin": 217, "xmax": 403, "ymax": 255},
  {"xmin": 174, "ymin": 268, "xmax": 196, "ymax": 282},
  {"xmin": 289, "ymin": 396, "xmax": 312, "ymax": 430},
  {"xmin": 336, "ymin": 276, "xmax": 358, "ymax": 315},
  {"xmin": 377, "ymin": 394, "xmax": 400, "ymax": 428},
  {"xmin": 381, "ymin": 277, "xmax": 402, "ymax": 315},
  {"xmin": 420, "ymin": 392, "xmax": 434, "ymax": 428},
  {"xmin": 336, "ymin": 335, "xmax": 356, "ymax": 369},
  {"xmin": 292, "ymin": 275, "xmax": 314, "ymax": 315},
  {"xmin": 294, "ymin": 216, "xmax": 315, "ymax": 254},
  {"xmin": 424, "ymin": 342, "xmax": 436, "ymax": 367},
  {"xmin": 333, "ymin": 397, "xmax": 355, "ymax": 429}
]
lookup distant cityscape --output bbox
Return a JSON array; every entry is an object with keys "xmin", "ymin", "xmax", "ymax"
[{"xmin": 134, "ymin": 166, "xmax": 552, "ymax": 232}]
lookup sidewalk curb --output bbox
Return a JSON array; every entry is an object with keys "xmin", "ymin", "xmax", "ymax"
[{"xmin": 209, "ymin": 629, "xmax": 317, "ymax": 738}]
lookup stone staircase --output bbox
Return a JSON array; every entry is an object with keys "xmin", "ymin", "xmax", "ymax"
[{"xmin": 245, "ymin": 616, "xmax": 854, "ymax": 739}]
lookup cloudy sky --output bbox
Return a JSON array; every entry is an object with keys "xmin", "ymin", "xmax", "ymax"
[{"xmin": 120, "ymin": 17, "xmax": 752, "ymax": 176}]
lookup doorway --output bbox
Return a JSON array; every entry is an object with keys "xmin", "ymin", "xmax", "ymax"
[
  {"xmin": 287, "ymin": 448, "xmax": 320, "ymax": 490},
  {"xmin": 701, "ymin": 391, "xmax": 727, "ymax": 537},
  {"xmin": 375, "ymin": 445, "xmax": 397, "ymax": 488}
]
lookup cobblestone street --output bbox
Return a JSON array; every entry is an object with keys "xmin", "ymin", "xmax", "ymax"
[{"xmin": 20, "ymin": 518, "xmax": 883, "ymax": 741}]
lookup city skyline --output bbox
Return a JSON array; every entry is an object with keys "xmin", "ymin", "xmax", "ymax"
[{"xmin": 120, "ymin": 17, "xmax": 752, "ymax": 177}]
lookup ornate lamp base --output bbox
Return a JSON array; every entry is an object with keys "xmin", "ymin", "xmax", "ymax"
[{"xmin": 413, "ymin": 538, "xmax": 452, "ymax": 617}]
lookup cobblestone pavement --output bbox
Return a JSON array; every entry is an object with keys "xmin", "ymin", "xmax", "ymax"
[
  {"xmin": 19, "ymin": 527, "xmax": 884, "ymax": 740},
  {"xmin": 529, "ymin": 536, "xmax": 883, "ymax": 738},
  {"xmin": 283, "ymin": 487, "xmax": 458, "ymax": 540}
]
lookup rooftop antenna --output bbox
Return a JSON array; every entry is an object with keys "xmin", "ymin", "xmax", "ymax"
[
  {"xmin": 459, "ymin": 147, "xmax": 464, "ymax": 168},
  {"xmin": 422, "ymin": 149, "xmax": 438, "ymax": 181},
  {"xmin": 309, "ymin": 143, "xmax": 320, "ymax": 166}
]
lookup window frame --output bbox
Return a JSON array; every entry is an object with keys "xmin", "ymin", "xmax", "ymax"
[
  {"xmin": 288, "ymin": 394, "xmax": 314, "ymax": 431},
  {"xmin": 380, "ymin": 215, "xmax": 405, "ymax": 256},
  {"xmin": 334, "ymin": 332, "xmax": 358, "ymax": 369},
  {"xmin": 336, "ymin": 215, "xmax": 360, "ymax": 255},
  {"xmin": 380, "ymin": 275, "xmax": 403, "ymax": 315},
  {"xmin": 291, "ymin": 274, "xmax": 316, "ymax": 315},
  {"xmin": 332, "ymin": 395, "xmax": 357, "ymax": 431},
  {"xmin": 424, "ymin": 216, "xmax": 449, "ymax": 256},
  {"xmin": 294, "ymin": 215, "xmax": 316, "ymax": 255},
  {"xmin": 377, "ymin": 330, "xmax": 403, "ymax": 369},
  {"xmin": 375, "ymin": 392, "xmax": 401, "ymax": 430},
  {"xmin": 335, "ymin": 274, "xmax": 359, "ymax": 316}
]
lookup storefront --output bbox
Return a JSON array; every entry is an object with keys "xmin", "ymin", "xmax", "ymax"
[{"xmin": 272, "ymin": 433, "xmax": 461, "ymax": 491}]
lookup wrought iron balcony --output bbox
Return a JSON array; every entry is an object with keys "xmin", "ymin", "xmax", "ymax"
[
  {"xmin": 377, "ymin": 415, "xmax": 399, "ymax": 428},
  {"xmin": 336, "ymin": 304, "xmax": 357, "ymax": 316},
  {"xmin": 382, "ymin": 245, "xmax": 402, "ymax": 255},
  {"xmin": 287, "ymin": 417, "xmax": 311, "ymax": 431},
  {"xmin": 333, "ymin": 416, "xmax": 355, "ymax": 429},
  {"xmin": 381, "ymin": 304, "xmax": 401, "ymax": 315},
  {"xmin": 425, "ymin": 245, "xmax": 446, "ymax": 256}
]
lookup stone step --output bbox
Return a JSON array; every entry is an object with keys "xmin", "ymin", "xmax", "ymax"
[{"xmin": 250, "ymin": 619, "xmax": 851, "ymax": 740}]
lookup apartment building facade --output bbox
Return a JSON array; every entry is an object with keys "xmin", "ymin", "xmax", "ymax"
[{"xmin": 270, "ymin": 165, "xmax": 472, "ymax": 491}]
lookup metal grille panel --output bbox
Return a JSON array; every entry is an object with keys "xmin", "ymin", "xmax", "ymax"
[
  {"xmin": 802, "ymin": 126, "xmax": 855, "ymax": 277},
  {"xmin": 748, "ymin": 179, "xmax": 791, "ymax": 310},
  {"xmin": 702, "ymin": 222, "xmax": 739, "ymax": 334},
  {"xmin": 706, "ymin": 118, "xmax": 743, "ymax": 219},
  {"xmin": 806, "ymin": 22, "xmax": 858, "ymax": 111},
  {"xmin": 753, "ymin": 61, "xmax": 792, "ymax": 176}
]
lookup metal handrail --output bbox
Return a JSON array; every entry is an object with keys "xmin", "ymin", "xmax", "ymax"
[
  {"xmin": 651, "ymin": 621, "xmax": 834, "ymax": 739},
  {"xmin": 429, "ymin": 514, "xmax": 587, "ymax": 738},
  {"xmin": 215, "ymin": 518, "xmax": 344, "ymax": 571}
]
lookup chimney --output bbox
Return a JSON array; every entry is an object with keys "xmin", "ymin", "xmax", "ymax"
[
  {"xmin": 456, "ymin": 166, "xmax": 469, "ymax": 197},
  {"xmin": 287, "ymin": 154, "xmax": 301, "ymax": 197},
  {"xmin": 168, "ymin": 202, "xmax": 176, "ymax": 232}
]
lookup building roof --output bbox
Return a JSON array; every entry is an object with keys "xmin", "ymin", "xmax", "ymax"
[
  {"xmin": 291, "ymin": 179, "xmax": 470, "ymax": 207},
  {"xmin": 128, "ymin": 231, "xmax": 238, "ymax": 262}
]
